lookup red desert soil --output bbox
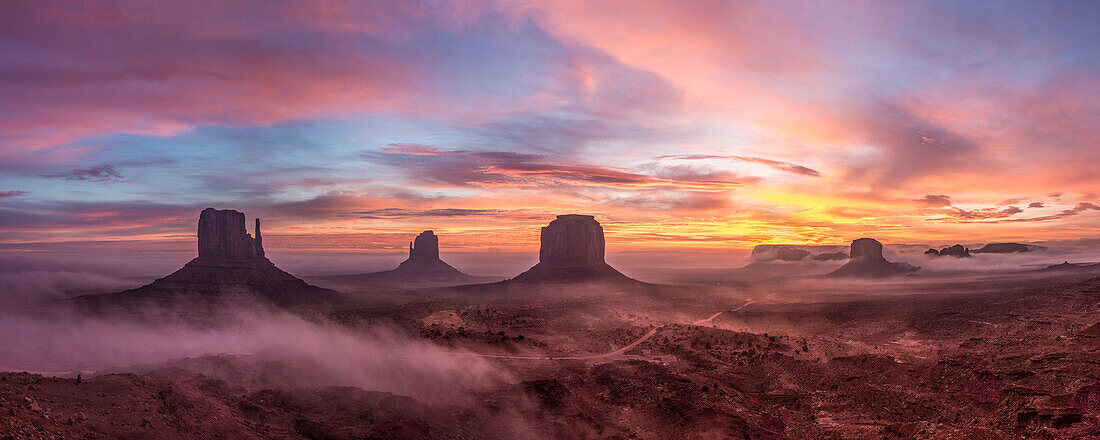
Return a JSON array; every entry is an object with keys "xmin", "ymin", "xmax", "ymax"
[{"xmin": 4, "ymin": 276, "xmax": 1100, "ymax": 439}]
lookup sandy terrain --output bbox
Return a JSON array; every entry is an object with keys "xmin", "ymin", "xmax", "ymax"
[{"xmin": 3, "ymin": 270, "xmax": 1100, "ymax": 439}]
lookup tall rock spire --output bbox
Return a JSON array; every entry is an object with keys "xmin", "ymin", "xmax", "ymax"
[{"xmin": 254, "ymin": 218, "xmax": 264, "ymax": 257}]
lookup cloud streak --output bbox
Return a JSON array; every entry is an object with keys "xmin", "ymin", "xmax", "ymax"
[
  {"xmin": 930, "ymin": 202, "xmax": 1100, "ymax": 224},
  {"xmin": 915, "ymin": 194, "xmax": 952, "ymax": 207},
  {"xmin": 41, "ymin": 164, "xmax": 130, "ymax": 183},
  {"xmin": 659, "ymin": 155, "xmax": 820, "ymax": 177},
  {"xmin": 374, "ymin": 146, "xmax": 748, "ymax": 190}
]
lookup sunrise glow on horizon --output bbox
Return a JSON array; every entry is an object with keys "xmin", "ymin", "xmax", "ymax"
[{"xmin": 2, "ymin": 1, "xmax": 1099, "ymax": 256}]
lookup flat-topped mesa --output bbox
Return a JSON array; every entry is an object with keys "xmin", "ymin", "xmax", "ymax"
[
  {"xmin": 750, "ymin": 245, "xmax": 810, "ymax": 262},
  {"xmin": 197, "ymin": 208, "xmax": 264, "ymax": 259},
  {"xmin": 972, "ymin": 242, "xmax": 1042, "ymax": 254},
  {"xmin": 539, "ymin": 214, "xmax": 606, "ymax": 268},
  {"xmin": 813, "ymin": 252, "xmax": 848, "ymax": 261},
  {"xmin": 512, "ymin": 215, "xmax": 636, "ymax": 283},
  {"xmin": 828, "ymin": 237, "xmax": 919, "ymax": 278},
  {"xmin": 407, "ymin": 230, "xmax": 440, "ymax": 262},
  {"xmin": 849, "ymin": 237, "xmax": 884, "ymax": 261}
]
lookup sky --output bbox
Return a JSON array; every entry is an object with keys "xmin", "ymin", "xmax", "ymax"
[{"xmin": 1, "ymin": 0, "xmax": 1099, "ymax": 266}]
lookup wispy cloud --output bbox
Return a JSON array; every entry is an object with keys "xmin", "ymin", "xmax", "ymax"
[
  {"xmin": 41, "ymin": 164, "xmax": 130, "ymax": 183},
  {"xmin": 930, "ymin": 202, "xmax": 1100, "ymax": 224},
  {"xmin": 379, "ymin": 144, "xmax": 463, "ymax": 156},
  {"xmin": 374, "ymin": 147, "xmax": 748, "ymax": 190},
  {"xmin": 659, "ymin": 154, "xmax": 820, "ymax": 177},
  {"xmin": 915, "ymin": 194, "xmax": 952, "ymax": 207},
  {"xmin": 936, "ymin": 205, "xmax": 1023, "ymax": 221},
  {"xmin": 351, "ymin": 208, "xmax": 523, "ymax": 219}
]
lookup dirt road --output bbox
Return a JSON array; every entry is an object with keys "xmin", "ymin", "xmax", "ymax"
[
  {"xmin": 693, "ymin": 300, "xmax": 756, "ymax": 325},
  {"xmin": 462, "ymin": 300, "xmax": 756, "ymax": 361}
]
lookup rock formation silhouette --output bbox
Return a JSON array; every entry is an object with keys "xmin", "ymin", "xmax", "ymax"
[
  {"xmin": 197, "ymin": 208, "xmax": 265, "ymax": 259},
  {"xmin": 77, "ymin": 208, "xmax": 336, "ymax": 306},
  {"xmin": 750, "ymin": 245, "xmax": 810, "ymax": 262},
  {"xmin": 828, "ymin": 238, "xmax": 919, "ymax": 278},
  {"xmin": 331, "ymin": 231, "xmax": 474, "ymax": 285},
  {"xmin": 1039, "ymin": 261, "xmax": 1100, "ymax": 272},
  {"xmin": 776, "ymin": 247, "xmax": 811, "ymax": 261},
  {"xmin": 512, "ymin": 215, "xmax": 636, "ymax": 283},
  {"xmin": 812, "ymin": 252, "xmax": 849, "ymax": 261},
  {"xmin": 925, "ymin": 244, "xmax": 971, "ymax": 258},
  {"xmin": 406, "ymin": 230, "xmax": 440, "ymax": 262},
  {"xmin": 972, "ymin": 242, "xmax": 1042, "ymax": 254}
]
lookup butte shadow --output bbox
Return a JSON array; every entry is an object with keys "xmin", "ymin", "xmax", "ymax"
[{"xmin": 74, "ymin": 208, "xmax": 339, "ymax": 311}]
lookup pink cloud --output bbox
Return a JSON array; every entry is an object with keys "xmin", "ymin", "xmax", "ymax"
[
  {"xmin": 0, "ymin": 2, "xmax": 450, "ymax": 157},
  {"xmin": 659, "ymin": 154, "xmax": 820, "ymax": 177},
  {"xmin": 915, "ymin": 194, "xmax": 952, "ymax": 207},
  {"xmin": 377, "ymin": 147, "xmax": 748, "ymax": 190},
  {"xmin": 0, "ymin": 191, "xmax": 29, "ymax": 198}
]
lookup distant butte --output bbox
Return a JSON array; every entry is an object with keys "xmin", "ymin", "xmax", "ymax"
[
  {"xmin": 1039, "ymin": 261, "xmax": 1100, "ymax": 273},
  {"xmin": 326, "ymin": 230, "xmax": 475, "ymax": 285},
  {"xmin": 925, "ymin": 244, "xmax": 971, "ymax": 258},
  {"xmin": 828, "ymin": 238, "xmax": 920, "ymax": 278},
  {"xmin": 972, "ymin": 242, "xmax": 1043, "ymax": 254},
  {"xmin": 750, "ymin": 245, "xmax": 811, "ymax": 262},
  {"xmin": 76, "ymin": 208, "xmax": 336, "ymax": 306},
  {"xmin": 511, "ymin": 215, "xmax": 638, "ymax": 283},
  {"xmin": 812, "ymin": 252, "xmax": 848, "ymax": 261}
]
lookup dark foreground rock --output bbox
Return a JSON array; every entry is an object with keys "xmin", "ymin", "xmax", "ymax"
[
  {"xmin": 512, "ymin": 215, "xmax": 637, "ymax": 283},
  {"xmin": 828, "ymin": 238, "xmax": 919, "ymax": 278},
  {"xmin": 0, "ymin": 370, "xmax": 514, "ymax": 440}
]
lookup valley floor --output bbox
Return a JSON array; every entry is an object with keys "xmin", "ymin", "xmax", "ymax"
[{"xmin": 3, "ymin": 271, "xmax": 1100, "ymax": 439}]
